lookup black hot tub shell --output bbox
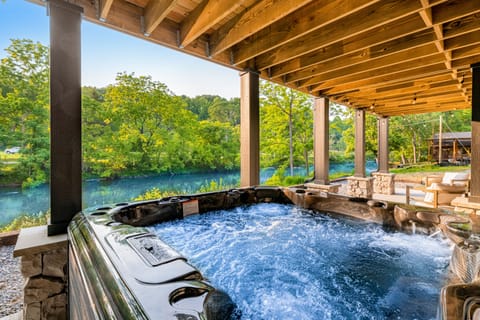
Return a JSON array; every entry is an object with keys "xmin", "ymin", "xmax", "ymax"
[{"xmin": 68, "ymin": 186, "xmax": 479, "ymax": 319}]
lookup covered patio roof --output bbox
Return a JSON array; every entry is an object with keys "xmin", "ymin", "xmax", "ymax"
[{"xmin": 29, "ymin": 0, "xmax": 480, "ymax": 116}]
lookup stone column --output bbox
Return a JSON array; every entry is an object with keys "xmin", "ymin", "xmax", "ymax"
[
  {"xmin": 14, "ymin": 226, "xmax": 68, "ymax": 320},
  {"xmin": 313, "ymin": 97, "xmax": 329, "ymax": 185},
  {"xmin": 470, "ymin": 62, "xmax": 480, "ymax": 203},
  {"xmin": 372, "ymin": 116, "xmax": 395, "ymax": 195},
  {"xmin": 49, "ymin": 0, "xmax": 83, "ymax": 235},
  {"xmin": 240, "ymin": 70, "xmax": 260, "ymax": 187},
  {"xmin": 347, "ymin": 108, "xmax": 373, "ymax": 198}
]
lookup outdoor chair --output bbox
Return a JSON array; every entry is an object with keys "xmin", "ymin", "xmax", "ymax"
[{"xmin": 407, "ymin": 171, "xmax": 470, "ymax": 208}]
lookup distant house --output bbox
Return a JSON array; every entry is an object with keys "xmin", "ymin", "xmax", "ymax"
[{"xmin": 429, "ymin": 132, "xmax": 471, "ymax": 164}]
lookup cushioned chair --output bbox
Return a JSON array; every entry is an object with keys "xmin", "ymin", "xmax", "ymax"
[{"xmin": 408, "ymin": 171, "xmax": 470, "ymax": 208}]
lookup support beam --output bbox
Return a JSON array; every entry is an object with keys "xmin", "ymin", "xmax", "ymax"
[
  {"xmin": 354, "ymin": 108, "xmax": 366, "ymax": 177},
  {"xmin": 313, "ymin": 97, "xmax": 330, "ymax": 184},
  {"xmin": 143, "ymin": 0, "xmax": 178, "ymax": 36},
  {"xmin": 48, "ymin": 0, "xmax": 83, "ymax": 236},
  {"xmin": 470, "ymin": 62, "xmax": 480, "ymax": 203},
  {"xmin": 240, "ymin": 71, "xmax": 260, "ymax": 187},
  {"xmin": 377, "ymin": 116, "xmax": 389, "ymax": 173}
]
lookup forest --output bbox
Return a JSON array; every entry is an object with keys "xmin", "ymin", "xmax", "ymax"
[{"xmin": 0, "ymin": 39, "xmax": 472, "ymax": 188}]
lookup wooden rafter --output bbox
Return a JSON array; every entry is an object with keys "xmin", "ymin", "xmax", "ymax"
[
  {"xmin": 180, "ymin": 0, "xmax": 246, "ymax": 49},
  {"xmin": 241, "ymin": 0, "xmax": 422, "ymax": 68},
  {"xmin": 232, "ymin": 0, "xmax": 382, "ymax": 65},
  {"xmin": 99, "ymin": 0, "xmax": 114, "ymax": 21},
  {"xmin": 210, "ymin": 0, "xmax": 314, "ymax": 56},
  {"xmin": 143, "ymin": 0, "xmax": 178, "ymax": 36}
]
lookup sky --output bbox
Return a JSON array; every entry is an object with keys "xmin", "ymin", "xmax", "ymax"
[{"xmin": 0, "ymin": 0, "xmax": 240, "ymax": 98}]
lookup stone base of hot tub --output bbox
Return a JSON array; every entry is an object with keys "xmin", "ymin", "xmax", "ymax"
[{"xmin": 13, "ymin": 226, "xmax": 68, "ymax": 320}]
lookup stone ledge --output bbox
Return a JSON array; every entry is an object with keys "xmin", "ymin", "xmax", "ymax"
[
  {"xmin": 13, "ymin": 225, "xmax": 67, "ymax": 258},
  {"xmin": 304, "ymin": 183, "xmax": 340, "ymax": 193},
  {"xmin": 0, "ymin": 230, "xmax": 19, "ymax": 246}
]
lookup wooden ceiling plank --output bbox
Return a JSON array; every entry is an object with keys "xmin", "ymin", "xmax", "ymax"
[
  {"xmin": 345, "ymin": 82, "xmax": 459, "ymax": 101},
  {"xmin": 232, "ymin": 0, "xmax": 383, "ymax": 65},
  {"xmin": 452, "ymin": 44, "xmax": 480, "ymax": 60},
  {"xmin": 445, "ymin": 29, "xmax": 480, "ymax": 51},
  {"xmin": 211, "ymin": 0, "xmax": 315, "ymax": 56},
  {"xmin": 300, "ymin": 52, "xmax": 444, "ymax": 89},
  {"xmin": 249, "ymin": 0, "xmax": 423, "ymax": 69},
  {"xmin": 319, "ymin": 64, "xmax": 449, "ymax": 95},
  {"xmin": 380, "ymin": 104, "xmax": 469, "ymax": 116},
  {"xmin": 180, "ymin": 0, "xmax": 246, "ymax": 48},
  {"xmin": 285, "ymin": 42, "xmax": 437, "ymax": 84},
  {"xmin": 432, "ymin": 0, "xmax": 480, "ymax": 25},
  {"xmin": 452, "ymin": 54, "xmax": 480, "ymax": 69},
  {"xmin": 99, "ymin": 0, "xmax": 115, "ymax": 21},
  {"xmin": 144, "ymin": 0, "xmax": 179, "ymax": 36},
  {"xmin": 443, "ymin": 12, "xmax": 480, "ymax": 39},
  {"xmin": 270, "ymin": 15, "xmax": 430, "ymax": 79}
]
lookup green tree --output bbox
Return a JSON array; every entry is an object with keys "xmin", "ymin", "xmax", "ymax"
[
  {"xmin": 260, "ymin": 80, "xmax": 313, "ymax": 175},
  {"xmin": 0, "ymin": 39, "xmax": 50, "ymax": 187}
]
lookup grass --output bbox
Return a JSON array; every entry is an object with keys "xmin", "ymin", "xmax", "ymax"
[
  {"xmin": 390, "ymin": 164, "xmax": 470, "ymax": 174},
  {"xmin": 0, "ymin": 211, "xmax": 49, "ymax": 232}
]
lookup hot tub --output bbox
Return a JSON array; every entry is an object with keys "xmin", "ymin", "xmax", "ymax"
[{"xmin": 68, "ymin": 186, "xmax": 478, "ymax": 319}]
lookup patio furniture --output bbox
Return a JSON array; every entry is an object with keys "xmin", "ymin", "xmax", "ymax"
[{"xmin": 406, "ymin": 172, "xmax": 470, "ymax": 208}]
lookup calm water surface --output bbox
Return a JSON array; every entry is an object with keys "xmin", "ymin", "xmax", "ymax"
[{"xmin": 150, "ymin": 203, "xmax": 452, "ymax": 320}]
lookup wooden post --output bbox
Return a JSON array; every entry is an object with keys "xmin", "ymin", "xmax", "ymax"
[
  {"xmin": 240, "ymin": 70, "xmax": 260, "ymax": 187},
  {"xmin": 470, "ymin": 63, "xmax": 480, "ymax": 203},
  {"xmin": 313, "ymin": 97, "xmax": 329, "ymax": 185},
  {"xmin": 48, "ymin": 0, "xmax": 83, "ymax": 235},
  {"xmin": 377, "ymin": 116, "xmax": 389, "ymax": 173},
  {"xmin": 354, "ymin": 108, "xmax": 366, "ymax": 177},
  {"xmin": 438, "ymin": 115, "xmax": 443, "ymax": 164}
]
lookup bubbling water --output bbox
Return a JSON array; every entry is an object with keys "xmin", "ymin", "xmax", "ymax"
[{"xmin": 150, "ymin": 203, "xmax": 453, "ymax": 320}]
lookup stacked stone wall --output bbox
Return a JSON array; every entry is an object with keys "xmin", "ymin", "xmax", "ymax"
[
  {"xmin": 372, "ymin": 172, "xmax": 395, "ymax": 195},
  {"xmin": 346, "ymin": 177, "xmax": 374, "ymax": 198},
  {"xmin": 14, "ymin": 226, "xmax": 68, "ymax": 320}
]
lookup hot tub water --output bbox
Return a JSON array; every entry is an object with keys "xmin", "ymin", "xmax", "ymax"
[{"xmin": 150, "ymin": 203, "xmax": 453, "ymax": 320}]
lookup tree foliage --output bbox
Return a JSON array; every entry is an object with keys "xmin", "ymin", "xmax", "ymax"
[
  {"xmin": 260, "ymin": 80, "xmax": 313, "ymax": 175},
  {"xmin": 0, "ymin": 38, "xmax": 473, "ymax": 188},
  {"xmin": 0, "ymin": 39, "xmax": 50, "ymax": 187}
]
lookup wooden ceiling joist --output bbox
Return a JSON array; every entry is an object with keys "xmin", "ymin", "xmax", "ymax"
[
  {"xmin": 232, "ymin": 0, "xmax": 382, "ymax": 66},
  {"xmin": 269, "ymin": 15, "xmax": 431, "ymax": 79},
  {"xmin": 98, "ymin": 0, "xmax": 115, "ymax": 21},
  {"xmin": 210, "ymin": 0, "xmax": 315, "ymax": 56},
  {"xmin": 143, "ymin": 0, "xmax": 178, "ymax": 36},
  {"xmin": 180, "ymin": 0, "xmax": 246, "ymax": 49}
]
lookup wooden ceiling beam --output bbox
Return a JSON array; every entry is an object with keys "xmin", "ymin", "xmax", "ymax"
[
  {"xmin": 302, "ymin": 52, "xmax": 444, "ymax": 89},
  {"xmin": 379, "ymin": 104, "xmax": 469, "ymax": 116},
  {"xmin": 432, "ymin": 0, "xmax": 480, "ymax": 25},
  {"xmin": 249, "ymin": 0, "xmax": 423, "ymax": 69},
  {"xmin": 319, "ymin": 64, "xmax": 449, "ymax": 95},
  {"xmin": 270, "ymin": 16, "xmax": 431, "ymax": 79},
  {"xmin": 99, "ymin": 0, "xmax": 114, "ymax": 21},
  {"xmin": 286, "ymin": 42, "xmax": 438, "ymax": 84},
  {"xmin": 342, "ymin": 81, "xmax": 459, "ymax": 102},
  {"xmin": 180, "ymin": 0, "xmax": 246, "ymax": 49},
  {"xmin": 231, "ymin": 0, "xmax": 382, "ymax": 65},
  {"xmin": 143, "ymin": 0, "xmax": 178, "ymax": 36},
  {"xmin": 443, "ymin": 12, "xmax": 480, "ymax": 39},
  {"xmin": 445, "ymin": 29, "xmax": 480, "ymax": 51},
  {"xmin": 452, "ymin": 54, "xmax": 480, "ymax": 69},
  {"xmin": 452, "ymin": 44, "xmax": 480, "ymax": 60},
  {"xmin": 210, "ymin": 0, "xmax": 314, "ymax": 56}
]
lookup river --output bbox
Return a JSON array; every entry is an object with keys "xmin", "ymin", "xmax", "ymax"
[{"xmin": 0, "ymin": 162, "xmax": 377, "ymax": 226}]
